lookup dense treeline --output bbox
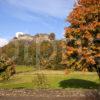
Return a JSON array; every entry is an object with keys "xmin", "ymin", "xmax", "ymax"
[{"xmin": 0, "ymin": 40, "xmax": 67, "ymax": 70}]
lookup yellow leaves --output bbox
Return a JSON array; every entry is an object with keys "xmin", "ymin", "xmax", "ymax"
[
  {"xmin": 67, "ymin": 46, "xmax": 74, "ymax": 51},
  {"xmin": 79, "ymin": 0, "xmax": 100, "ymax": 5},
  {"xmin": 73, "ymin": 28, "xmax": 81, "ymax": 34},
  {"xmin": 88, "ymin": 21, "xmax": 100, "ymax": 30},
  {"xmin": 82, "ymin": 47, "xmax": 88, "ymax": 50},
  {"xmin": 67, "ymin": 51, "xmax": 74, "ymax": 56},
  {"xmin": 65, "ymin": 27, "xmax": 73, "ymax": 33},
  {"xmin": 69, "ymin": 35, "xmax": 74, "ymax": 40},
  {"xmin": 80, "ymin": 24, "xmax": 87, "ymax": 30},
  {"xmin": 79, "ymin": 21, "xmax": 100, "ymax": 31},
  {"xmin": 95, "ymin": 53, "xmax": 100, "ymax": 57},
  {"xmin": 77, "ymin": 48, "xmax": 82, "ymax": 53},
  {"xmin": 76, "ymin": 40, "xmax": 81, "ymax": 45},
  {"xmin": 76, "ymin": 29, "xmax": 81, "ymax": 33},
  {"xmin": 87, "ymin": 57, "xmax": 96, "ymax": 65},
  {"xmin": 84, "ymin": 31, "xmax": 92, "ymax": 39},
  {"xmin": 65, "ymin": 28, "xmax": 81, "ymax": 38},
  {"xmin": 96, "ymin": 33, "xmax": 100, "ymax": 39},
  {"xmin": 82, "ymin": 48, "xmax": 96, "ymax": 64},
  {"xmin": 66, "ymin": 46, "xmax": 76, "ymax": 56}
]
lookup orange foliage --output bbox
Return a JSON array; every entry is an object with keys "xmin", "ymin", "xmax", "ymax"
[{"xmin": 65, "ymin": 0, "xmax": 100, "ymax": 71}]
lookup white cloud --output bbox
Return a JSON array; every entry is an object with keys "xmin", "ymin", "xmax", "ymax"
[
  {"xmin": 0, "ymin": 38, "xmax": 8, "ymax": 47},
  {"xmin": 16, "ymin": 32, "xmax": 24, "ymax": 38}
]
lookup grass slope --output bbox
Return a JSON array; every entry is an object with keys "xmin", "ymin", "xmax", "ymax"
[{"xmin": 0, "ymin": 66, "xmax": 100, "ymax": 89}]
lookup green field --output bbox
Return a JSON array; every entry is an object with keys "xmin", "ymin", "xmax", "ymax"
[{"xmin": 0, "ymin": 66, "xmax": 100, "ymax": 89}]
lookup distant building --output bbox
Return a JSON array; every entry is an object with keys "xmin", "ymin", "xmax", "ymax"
[
  {"xmin": 33, "ymin": 33, "xmax": 51, "ymax": 43},
  {"xmin": 17, "ymin": 34, "xmax": 33, "ymax": 41},
  {"xmin": 12, "ymin": 32, "xmax": 55, "ymax": 43}
]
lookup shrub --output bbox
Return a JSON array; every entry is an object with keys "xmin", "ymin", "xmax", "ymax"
[
  {"xmin": 0, "ymin": 55, "xmax": 16, "ymax": 80},
  {"xmin": 33, "ymin": 73, "xmax": 49, "ymax": 89}
]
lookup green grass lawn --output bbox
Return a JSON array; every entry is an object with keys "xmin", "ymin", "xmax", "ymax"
[
  {"xmin": 15, "ymin": 65, "xmax": 34, "ymax": 73},
  {"xmin": 0, "ymin": 65, "xmax": 100, "ymax": 89}
]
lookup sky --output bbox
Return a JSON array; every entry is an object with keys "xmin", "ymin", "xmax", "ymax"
[{"xmin": 0, "ymin": 0, "xmax": 75, "ymax": 47}]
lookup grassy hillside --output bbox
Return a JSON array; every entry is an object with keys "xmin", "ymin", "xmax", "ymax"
[{"xmin": 0, "ymin": 66, "xmax": 99, "ymax": 89}]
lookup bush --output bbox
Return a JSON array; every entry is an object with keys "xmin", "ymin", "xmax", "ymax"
[
  {"xmin": 32, "ymin": 73, "xmax": 49, "ymax": 89},
  {"xmin": 0, "ymin": 55, "xmax": 16, "ymax": 80}
]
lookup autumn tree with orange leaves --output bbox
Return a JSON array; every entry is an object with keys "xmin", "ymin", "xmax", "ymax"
[{"xmin": 65, "ymin": 0, "xmax": 100, "ymax": 77}]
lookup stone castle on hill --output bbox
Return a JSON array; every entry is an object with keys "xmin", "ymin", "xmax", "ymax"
[{"xmin": 13, "ymin": 32, "xmax": 55, "ymax": 43}]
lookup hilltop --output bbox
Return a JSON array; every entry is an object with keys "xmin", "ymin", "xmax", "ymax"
[{"xmin": 12, "ymin": 32, "xmax": 56, "ymax": 43}]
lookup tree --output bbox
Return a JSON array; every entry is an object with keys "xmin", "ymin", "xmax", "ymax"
[
  {"xmin": 65, "ymin": 0, "xmax": 100, "ymax": 77},
  {"xmin": 0, "ymin": 55, "xmax": 16, "ymax": 80},
  {"xmin": 39, "ymin": 41, "xmax": 54, "ymax": 69},
  {"xmin": 35, "ymin": 40, "xmax": 66, "ymax": 70},
  {"xmin": 49, "ymin": 33, "xmax": 55, "ymax": 40}
]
